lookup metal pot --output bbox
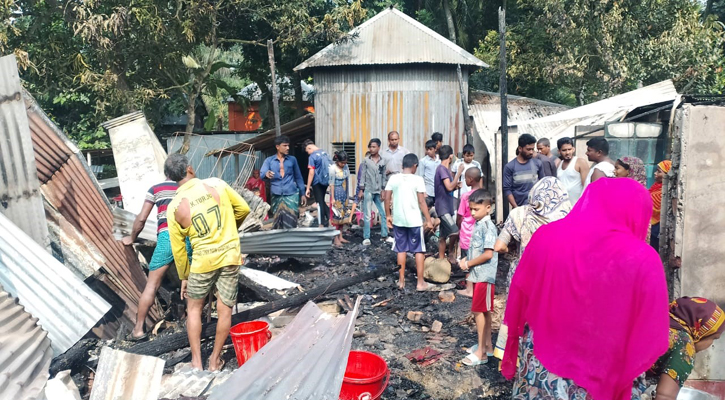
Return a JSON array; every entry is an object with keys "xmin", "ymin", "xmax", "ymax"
[{"xmin": 677, "ymin": 387, "xmax": 718, "ymax": 400}]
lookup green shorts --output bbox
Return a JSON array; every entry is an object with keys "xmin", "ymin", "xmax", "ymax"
[{"xmin": 187, "ymin": 265, "xmax": 240, "ymax": 308}]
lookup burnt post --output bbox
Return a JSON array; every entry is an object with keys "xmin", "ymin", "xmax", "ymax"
[{"xmin": 499, "ymin": 6, "xmax": 509, "ymax": 218}]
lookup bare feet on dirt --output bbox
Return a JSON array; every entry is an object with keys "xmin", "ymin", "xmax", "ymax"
[{"xmin": 457, "ymin": 289, "xmax": 473, "ymax": 298}]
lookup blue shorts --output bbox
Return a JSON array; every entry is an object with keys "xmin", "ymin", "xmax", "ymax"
[
  {"xmin": 149, "ymin": 231, "xmax": 193, "ymax": 271},
  {"xmin": 393, "ymin": 226, "xmax": 425, "ymax": 254}
]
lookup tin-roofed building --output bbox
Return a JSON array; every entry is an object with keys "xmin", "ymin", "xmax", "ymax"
[{"xmin": 294, "ymin": 6, "xmax": 487, "ymax": 172}]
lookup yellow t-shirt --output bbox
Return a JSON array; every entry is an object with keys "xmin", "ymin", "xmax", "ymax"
[{"xmin": 167, "ymin": 178, "xmax": 250, "ymax": 280}]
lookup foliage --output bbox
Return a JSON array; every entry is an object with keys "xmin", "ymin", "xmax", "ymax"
[{"xmin": 474, "ymin": 0, "xmax": 725, "ymax": 105}]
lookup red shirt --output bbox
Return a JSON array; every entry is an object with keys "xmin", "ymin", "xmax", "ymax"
[{"xmin": 245, "ymin": 177, "xmax": 267, "ymax": 202}]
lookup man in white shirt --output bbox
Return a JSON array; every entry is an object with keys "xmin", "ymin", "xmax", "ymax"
[{"xmin": 384, "ymin": 131, "xmax": 409, "ymax": 175}]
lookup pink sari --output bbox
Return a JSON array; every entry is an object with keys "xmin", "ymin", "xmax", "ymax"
[{"xmin": 502, "ymin": 178, "xmax": 670, "ymax": 400}]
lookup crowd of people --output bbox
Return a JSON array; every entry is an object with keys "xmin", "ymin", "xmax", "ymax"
[{"xmin": 119, "ymin": 129, "xmax": 722, "ymax": 399}]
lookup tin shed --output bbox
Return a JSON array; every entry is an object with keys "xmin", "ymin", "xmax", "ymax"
[{"xmin": 294, "ymin": 6, "xmax": 487, "ymax": 166}]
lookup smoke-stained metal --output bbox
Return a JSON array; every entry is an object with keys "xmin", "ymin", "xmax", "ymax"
[
  {"xmin": 0, "ymin": 54, "xmax": 49, "ymax": 249},
  {"xmin": 239, "ymin": 228, "xmax": 339, "ymax": 258}
]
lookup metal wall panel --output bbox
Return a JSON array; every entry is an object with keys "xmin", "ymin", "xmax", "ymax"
[
  {"xmin": 166, "ymin": 133, "xmax": 258, "ymax": 185},
  {"xmin": 0, "ymin": 54, "xmax": 49, "ymax": 249},
  {"xmin": 314, "ymin": 66, "xmax": 467, "ymax": 170},
  {"xmin": 102, "ymin": 112, "xmax": 167, "ymax": 215},
  {"xmin": 674, "ymin": 105, "xmax": 725, "ymax": 380},
  {"xmin": 0, "ymin": 286, "xmax": 53, "ymax": 400},
  {"xmin": 0, "ymin": 212, "xmax": 111, "ymax": 356},
  {"xmin": 89, "ymin": 347, "xmax": 165, "ymax": 400}
]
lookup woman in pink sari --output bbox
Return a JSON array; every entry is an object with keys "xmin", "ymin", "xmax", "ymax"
[{"xmin": 502, "ymin": 178, "xmax": 670, "ymax": 400}]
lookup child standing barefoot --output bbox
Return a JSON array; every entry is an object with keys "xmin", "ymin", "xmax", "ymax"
[
  {"xmin": 459, "ymin": 189, "xmax": 497, "ymax": 365},
  {"xmin": 384, "ymin": 154, "xmax": 433, "ymax": 290}
]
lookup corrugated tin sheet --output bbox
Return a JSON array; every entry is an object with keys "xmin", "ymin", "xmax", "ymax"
[
  {"xmin": 102, "ymin": 112, "xmax": 167, "ymax": 215},
  {"xmin": 509, "ymin": 80, "xmax": 678, "ymax": 144},
  {"xmin": 0, "ymin": 285, "xmax": 52, "ymax": 400},
  {"xmin": 166, "ymin": 133, "xmax": 259, "ymax": 185},
  {"xmin": 314, "ymin": 67, "xmax": 467, "ymax": 167},
  {"xmin": 210, "ymin": 298, "xmax": 361, "ymax": 400},
  {"xmin": 469, "ymin": 91, "xmax": 570, "ymax": 172},
  {"xmin": 0, "ymin": 212, "xmax": 111, "ymax": 356},
  {"xmin": 0, "ymin": 54, "xmax": 49, "ymax": 249},
  {"xmin": 89, "ymin": 347, "xmax": 165, "ymax": 400},
  {"xmin": 239, "ymin": 228, "xmax": 339, "ymax": 258},
  {"xmin": 158, "ymin": 366, "xmax": 232, "ymax": 399},
  {"xmin": 43, "ymin": 370, "xmax": 82, "ymax": 400},
  {"xmin": 295, "ymin": 8, "xmax": 487, "ymax": 70},
  {"xmin": 24, "ymin": 91, "xmax": 162, "ymax": 328}
]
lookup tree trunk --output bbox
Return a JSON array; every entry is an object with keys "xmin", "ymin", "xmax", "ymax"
[
  {"xmin": 705, "ymin": 0, "xmax": 714, "ymax": 18},
  {"xmin": 180, "ymin": 90, "xmax": 198, "ymax": 155},
  {"xmin": 294, "ymin": 72, "xmax": 304, "ymax": 118},
  {"xmin": 443, "ymin": 0, "xmax": 457, "ymax": 43}
]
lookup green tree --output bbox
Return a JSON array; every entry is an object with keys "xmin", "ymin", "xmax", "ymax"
[{"xmin": 475, "ymin": 0, "xmax": 725, "ymax": 105}]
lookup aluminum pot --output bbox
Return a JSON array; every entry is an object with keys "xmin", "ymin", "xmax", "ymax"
[{"xmin": 677, "ymin": 387, "xmax": 718, "ymax": 400}]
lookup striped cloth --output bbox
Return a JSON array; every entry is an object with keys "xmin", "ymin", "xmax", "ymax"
[{"xmin": 146, "ymin": 181, "xmax": 179, "ymax": 233}]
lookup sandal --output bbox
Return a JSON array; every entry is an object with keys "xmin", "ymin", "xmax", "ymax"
[
  {"xmin": 126, "ymin": 332, "xmax": 149, "ymax": 342},
  {"xmin": 461, "ymin": 352, "xmax": 488, "ymax": 366},
  {"xmin": 466, "ymin": 344, "xmax": 494, "ymax": 357}
]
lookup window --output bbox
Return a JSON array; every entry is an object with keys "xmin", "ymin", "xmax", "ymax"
[{"xmin": 331, "ymin": 142, "xmax": 356, "ymax": 175}]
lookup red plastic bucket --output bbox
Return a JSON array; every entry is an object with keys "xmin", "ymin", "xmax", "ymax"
[
  {"xmin": 230, "ymin": 321, "xmax": 272, "ymax": 366},
  {"xmin": 339, "ymin": 351, "xmax": 390, "ymax": 400}
]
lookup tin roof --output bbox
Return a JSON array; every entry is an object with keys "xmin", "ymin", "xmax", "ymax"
[
  {"xmin": 510, "ymin": 80, "xmax": 678, "ymax": 141},
  {"xmin": 294, "ymin": 7, "xmax": 487, "ymax": 71},
  {"xmin": 0, "ymin": 55, "xmax": 49, "ymax": 249},
  {"xmin": 210, "ymin": 298, "xmax": 361, "ymax": 400},
  {"xmin": 469, "ymin": 91, "xmax": 570, "ymax": 170},
  {"xmin": 0, "ymin": 212, "xmax": 111, "ymax": 356},
  {"xmin": 0, "ymin": 285, "xmax": 53, "ymax": 400}
]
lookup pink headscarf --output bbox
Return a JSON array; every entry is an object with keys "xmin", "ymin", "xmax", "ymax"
[{"xmin": 502, "ymin": 178, "xmax": 670, "ymax": 400}]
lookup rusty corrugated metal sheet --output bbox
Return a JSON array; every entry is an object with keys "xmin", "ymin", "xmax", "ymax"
[
  {"xmin": 210, "ymin": 298, "xmax": 361, "ymax": 400},
  {"xmin": 23, "ymin": 91, "xmax": 162, "ymax": 328},
  {"xmin": 314, "ymin": 67, "xmax": 467, "ymax": 167},
  {"xmin": 0, "ymin": 285, "xmax": 53, "ymax": 400},
  {"xmin": 294, "ymin": 8, "xmax": 487, "ymax": 70},
  {"xmin": 89, "ymin": 347, "xmax": 165, "ymax": 400},
  {"xmin": 469, "ymin": 91, "xmax": 570, "ymax": 172},
  {"xmin": 0, "ymin": 212, "xmax": 111, "ymax": 356},
  {"xmin": 0, "ymin": 54, "xmax": 49, "ymax": 249}
]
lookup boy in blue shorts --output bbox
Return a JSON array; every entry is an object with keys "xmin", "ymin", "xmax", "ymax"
[
  {"xmin": 384, "ymin": 154, "xmax": 433, "ymax": 291},
  {"xmin": 459, "ymin": 189, "xmax": 497, "ymax": 366}
]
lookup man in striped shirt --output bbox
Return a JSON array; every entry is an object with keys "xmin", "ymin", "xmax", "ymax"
[{"xmin": 122, "ymin": 179, "xmax": 183, "ymax": 341}]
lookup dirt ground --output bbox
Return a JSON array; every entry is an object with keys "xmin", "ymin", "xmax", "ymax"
[{"xmin": 70, "ymin": 223, "xmax": 515, "ymax": 399}]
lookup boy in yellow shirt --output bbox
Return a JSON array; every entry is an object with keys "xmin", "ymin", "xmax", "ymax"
[{"xmin": 165, "ymin": 154, "xmax": 250, "ymax": 371}]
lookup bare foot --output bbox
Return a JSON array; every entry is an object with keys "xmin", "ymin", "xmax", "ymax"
[
  {"xmin": 208, "ymin": 357, "xmax": 224, "ymax": 372},
  {"xmin": 340, "ymin": 237, "xmax": 350, "ymax": 243},
  {"xmin": 416, "ymin": 282, "xmax": 430, "ymax": 291},
  {"xmin": 191, "ymin": 360, "xmax": 203, "ymax": 371},
  {"xmin": 447, "ymin": 255, "xmax": 458, "ymax": 265},
  {"xmin": 457, "ymin": 289, "xmax": 473, "ymax": 298},
  {"xmin": 397, "ymin": 280, "xmax": 405, "ymax": 290},
  {"xmin": 131, "ymin": 328, "xmax": 144, "ymax": 338}
]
